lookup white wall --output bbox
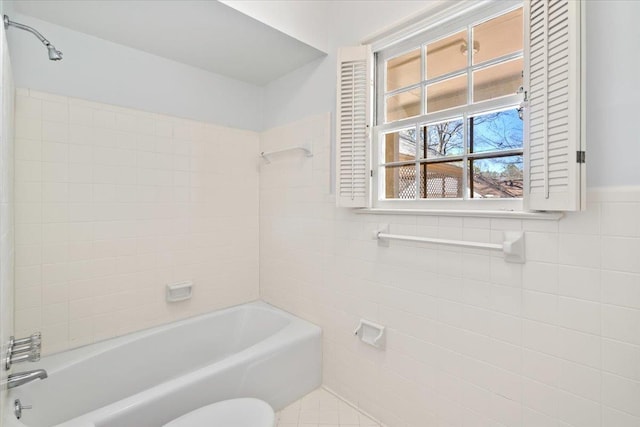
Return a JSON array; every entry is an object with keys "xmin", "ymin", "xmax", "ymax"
[
  {"xmin": 0, "ymin": 11, "xmax": 14, "ymax": 421},
  {"xmin": 263, "ymin": 0, "xmax": 640, "ymax": 187},
  {"xmin": 4, "ymin": 11, "xmax": 264, "ymax": 132},
  {"xmin": 263, "ymin": 0, "xmax": 435, "ymax": 131},
  {"xmin": 13, "ymin": 89, "xmax": 260, "ymax": 354},
  {"xmin": 259, "ymin": 1, "xmax": 640, "ymax": 426},
  {"xmin": 220, "ymin": 0, "xmax": 330, "ymax": 53},
  {"xmin": 584, "ymin": 0, "xmax": 640, "ymax": 187},
  {"xmin": 261, "ymin": 113, "xmax": 640, "ymax": 427}
]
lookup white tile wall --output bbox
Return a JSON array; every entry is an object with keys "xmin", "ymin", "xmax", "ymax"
[
  {"xmin": 0, "ymin": 24, "xmax": 15, "ymax": 420},
  {"xmin": 260, "ymin": 113, "xmax": 640, "ymax": 427},
  {"xmin": 14, "ymin": 88, "xmax": 260, "ymax": 354}
]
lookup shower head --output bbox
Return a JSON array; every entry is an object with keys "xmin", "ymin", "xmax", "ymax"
[
  {"xmin": 47, "ymin": 44, "xmax": 63, "ymax": 61},
  {"xmin": 4, "ymin": 15, "xmax": 63, "ymax": 61}
]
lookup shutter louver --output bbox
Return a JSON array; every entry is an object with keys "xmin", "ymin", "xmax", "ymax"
[
  {"xmin": 525, "ymin": 0, "xmax": 585, "ymax": 211},
  {"xmin": 336, "ymin": 46, "xmax": 372, "ymax": 208}
]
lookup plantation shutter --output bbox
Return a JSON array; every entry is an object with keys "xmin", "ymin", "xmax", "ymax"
[
  {"xmin": 525, "ymin": 0, "xmax": 585, "ymax": 211},
  {"xmin": 336, "ymin": 46, "xmax": 372, "ymax": 208}
]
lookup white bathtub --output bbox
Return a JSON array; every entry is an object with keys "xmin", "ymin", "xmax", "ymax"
[{"xmin": 4, "ymin": 301, "xmax": 322, "ymax": 427}]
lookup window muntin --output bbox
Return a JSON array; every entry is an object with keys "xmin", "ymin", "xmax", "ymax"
[{"xmin": 376, "ymin": 5, "xmax": 524, "ymax": 204}]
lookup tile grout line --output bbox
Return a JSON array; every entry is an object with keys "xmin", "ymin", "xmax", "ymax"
[{"xmin": 322, "ymin": 385, "xmax": 385, "ymax": 427}]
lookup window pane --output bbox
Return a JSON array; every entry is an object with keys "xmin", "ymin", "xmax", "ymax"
[
  {"xmin": 384, "ymin": 128, "xmax": 418, "ymax": 163},
  {"xmin": 473, "ymin": 58, "xmax": 522, "ymax": 102},
  {"xmin": 387, "ymin": 49, "xmax": 421, "ymax": 91},
  {"xmin": 470, "ymin": 109, "xmax": 523, "ymax": 153},
  {"xmin": 472, "ymin": 8, "xmax": 523, "ymax": 65},
  {"xmin": 386, "ymin": 88, "xmax": 421, "ymax": 122},
  {"xmin": 384, "ymin": 164, "xmax": 417, "ymax": 199},
  {"xmin": 419, "ymin": 161, "xmax": 464, "ymax": 199},
  {"xmin": 423, "ymin": 118, "xmax": 464, "ymax": 159},
  {"xmin": 426, "ymin": 30, "xmax": 468, "ymax": 79},
  {"xmin": 470, "ymin": 155, "xmax": 523, "ymax": 198},
  {"xmin": 426, "ymin": 74, "xmax": 467, "ymax": 113}
]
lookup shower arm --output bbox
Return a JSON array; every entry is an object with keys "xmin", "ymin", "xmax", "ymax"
[{"xmin": 3, "ymin": 15, "xmax": 53, "ymax": 47}]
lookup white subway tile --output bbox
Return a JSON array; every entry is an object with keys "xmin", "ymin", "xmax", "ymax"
[
  {"xmin": 602, "ymin": 304, "xmax": 640, "ymax": 345},
  {"xmin": 42, "ymin": 142, "xmax": 68, "ymax": 163},
  {"xmin": 42, "ymin": 301, "xmax": 69, "ymax": 325},
  {"xmin": 558, "ymin": 233, "xmax": 601, "ymax": 268},
  {"xmin": 16, "ymin": 117, "xmax": 42, "ymax": 140},
  {"xmin": 602, "ymin": 373, "xmax": 640, "ymax": 417},
  {"xmin": 601, "ymin": 202, "xmax": 640, "ymax": 237},
  {"xmin": 42, "ymin": 121, "xmax": 69, "ymax": 143},
  {"xmin": 525, "ymin": 232, "xmax": 559, "ymax": 263},
  {"xmin": 522, "ymin": 378, "xmax": 558, "ymax": 418},
  {"xmin": 523, "ymin": 320, "xmax": 559, "ymax": 356},
  {"xmin": 15, "ymin": 182, "xmax": 42, "ymax": 203},
  {"xmin": 15, "ymin": 203, "xmax": 42, "ymax": 224},
  {"xmin": 15, "ymin": 286, "xmax": 42, "ymax": 310},
  {"xmin": 602, "ymin": 338, "xmax": 640, "ymax": 381},
  {"xmin": 523, "ymin": 261, "xmax": 558, "ymax": 293},
  {"xmin": 557, "ymin": 297, "xmax": 601, "ymax": 335},
  {"xmin": 602, "ymin": 270, "xmax": 640, "ymax": 309},
  {"xmin": 557, "ymin": 327, "xmax": 601, "ymax": 369},
  {"xmin": 15, "ymin": 266, "xmax": 42, "ymax": 289},
  {"xmin": 42, "ymin": 183, "xmax": 68, "ymax": 203},
  {"xmin": 558, "ymin": 265, "xmax": 601, "ymax": 302},
  {"xmin": 557, "ymin": 359, "xmax": 601, "ymax": 402},
  {"xmin": 42, "ymin": 101, "xmax": 69, "ymax": 123},
  {"xmin": 15, "ymin": 160, "xmax": 42, "ymax": 182},
  {"xmin": 523, "ymin": 290, "xmax": 558, "ymax": 324},
  {"xmin": 558, "ymin": 202, "xmax": 600, "ymax": 235},
  {"xmin": 602, "ymin": 406, "xmax": 640, "ymax": 427},
  {"xmin": 602, "ymin": 237, "xmax": 640, "ymax": 274},
  {"xmin": 69, "ymin": 105, "xmax": 94, "ymax": 126},
  {"xmin": 15, "ymin": 95, "xmax": 42, "ymax": 119},
  {"xmin": 15, "ymin": 138, "xmax": 42, "ymax": 161},
  {"xmin": 16, "ymin": 245, "xmax": 42, "ymax": 267},
  {"xmin": 556, "ymin": 390, "xmax": 601, "ymax": 427},
  {"xmin": 42, "ymin": 203, "xmax": 70, "ymax": 223}
]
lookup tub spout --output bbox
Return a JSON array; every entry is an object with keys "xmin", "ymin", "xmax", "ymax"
[{"xmin": 7, "ymin": 369, "xmax": 48, "ymax": 389}]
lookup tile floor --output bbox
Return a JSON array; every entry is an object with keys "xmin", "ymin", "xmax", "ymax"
[{"xmin": 275, "ymin": 388, "xmax": 380, "ymax": 427}]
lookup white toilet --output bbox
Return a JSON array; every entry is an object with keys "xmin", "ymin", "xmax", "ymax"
[{"xmin": 163, "ymin": 398, "xmax": 275, "ymax": 427}]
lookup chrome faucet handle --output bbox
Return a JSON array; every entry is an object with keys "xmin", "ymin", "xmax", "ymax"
[
  {"xmin": 10, "ymin": 348, "xmax": 40, "ymax": 365},
  {"xmin": 12, "ymin": 341, "xmax": 41, "ymax": 355},
  {"xmin": 13, "ymin": 332, "xmax": 41, "ymax": 347},
  {"xmin": 14, "ymin": 399, "xmax": 32, "ymax": 419},
  {"xmin": 5, "ymin": 332, "xmax": 42, "ymax": 370}
]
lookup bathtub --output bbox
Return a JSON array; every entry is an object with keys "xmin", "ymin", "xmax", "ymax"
[{"xmin": 4, "ymin": 301, "xmax": 322, "ymax": 427}]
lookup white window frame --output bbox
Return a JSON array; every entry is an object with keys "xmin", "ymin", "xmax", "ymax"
[
  {"xmin": 335, "ymin": 0, "xmax": 585, "ymax": 215},
  {"xmin": 372, "ymin": 1, "xmax": 525, "ymax": 211}
]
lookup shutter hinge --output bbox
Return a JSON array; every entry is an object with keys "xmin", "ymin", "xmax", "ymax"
[
  {"xmin": 576, "ymin": 151, "xmax": 586, "ymax": 163},
  {"xmin": 370, "ymin": 169, "xmax": 374, "ymax": 177}
]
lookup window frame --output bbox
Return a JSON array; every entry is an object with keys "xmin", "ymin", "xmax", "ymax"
[{"xmin": 371, "ymin": 0, "xmax": 526, "ymax": 211}]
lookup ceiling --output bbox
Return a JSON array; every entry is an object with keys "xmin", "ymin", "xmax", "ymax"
[{"xmin": 9, "ymin": 0, "xmax": 327, "ymax": 86}]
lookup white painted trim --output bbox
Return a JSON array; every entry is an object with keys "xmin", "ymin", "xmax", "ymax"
[
  {"xmin": 362, "ymin": 0, "xmax": 521, "ymax": 52},
  {"xmin": 355, "ymin": 208, "xmax": 563, "ymax": 220},
  {"xmin": 587, "ymin": 186, "xmax": 640, "ymax": 202}
]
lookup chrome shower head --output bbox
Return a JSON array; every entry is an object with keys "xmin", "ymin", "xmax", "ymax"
[
  {"xmin": 47, "ymin": 44, "xmax": 63, "ymax": 61},
  {"xmin": 4, "ymin": 15, "xmax": 63, "ymax": 61}
]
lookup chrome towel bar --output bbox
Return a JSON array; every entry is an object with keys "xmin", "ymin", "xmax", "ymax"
[{"xmin": 260, "ymin": 145, "xmax": 313, "ymax": 163}]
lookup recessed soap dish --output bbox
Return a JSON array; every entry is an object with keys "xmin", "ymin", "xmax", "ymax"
[
  {"xmin": 354, "ymin": 319, "xmax": 385, "ymax": 349},
  {"xmin": 166, "ymin": 281, "xmax": 193, "ymax": 302}
]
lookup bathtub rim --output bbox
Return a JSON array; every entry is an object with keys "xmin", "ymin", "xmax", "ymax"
[
  {"xmin": 6, "ymin": 300, "xmax": 322, "ymax": 427},
  {"xmin": 16, "ymin": 300, "xmax": 310, "ymax": 376}
]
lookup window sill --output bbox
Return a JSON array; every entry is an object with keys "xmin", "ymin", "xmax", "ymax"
[{"xmin": 354, "ymin": 208, "xmax": 563, "ymax": 220}]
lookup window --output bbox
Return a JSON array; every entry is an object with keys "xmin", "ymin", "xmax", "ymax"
[
  {"xmin": 336, "ymin": 0, "xmax": 585, "ymax": 213},
  {"xmin": 377, "ymin": 6, "xmax": 524, "ymax": 206}
]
